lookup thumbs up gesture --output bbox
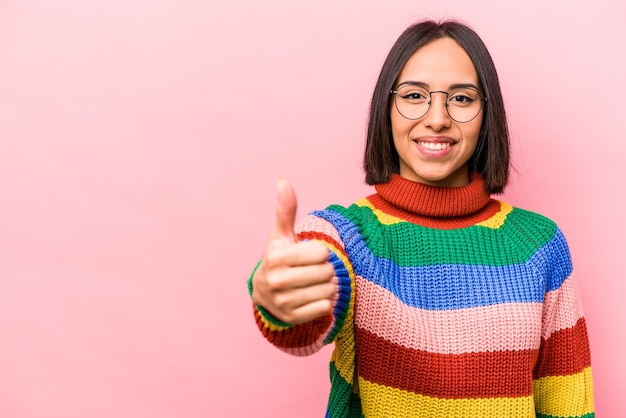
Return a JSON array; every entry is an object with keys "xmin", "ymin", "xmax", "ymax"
[{"xmin": 251, "ymin": 179, "xmax": 337, "ymax": 325}]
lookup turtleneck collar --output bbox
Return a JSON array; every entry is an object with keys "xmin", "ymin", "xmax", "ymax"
[{"xmin": 374, "ymin": 173, "xmax": 491, "ymax": 218}]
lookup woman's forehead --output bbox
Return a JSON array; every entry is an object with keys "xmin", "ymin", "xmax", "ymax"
[{"xmin": 397, "ymin": 38, "xmax": 479, "ymax": 87}]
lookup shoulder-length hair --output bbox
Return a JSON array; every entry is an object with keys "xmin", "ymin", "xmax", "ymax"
[{"xmin": 364, "ymin": 20, "xmax": 510, "ymax": 194}]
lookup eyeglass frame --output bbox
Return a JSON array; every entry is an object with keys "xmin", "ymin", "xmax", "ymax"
[{"xmin": 389, "ymin": 86, "xmax": 488, "ymax": 123}]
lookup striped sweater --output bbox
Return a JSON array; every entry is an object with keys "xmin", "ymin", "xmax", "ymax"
[{"xmin": 251, "ymin": 174, "xmax": 594, "ymax": 418}]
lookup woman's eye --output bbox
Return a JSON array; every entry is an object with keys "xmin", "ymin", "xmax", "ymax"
[
  {"xmin": 401, "ymin": 92, "xmax": 426, "ymax": 100},
  {"xmin": 450, "ymin": 94, "xmax": 474, "ymax": 104}
]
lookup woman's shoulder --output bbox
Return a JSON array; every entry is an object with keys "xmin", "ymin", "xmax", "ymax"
[
  {"xmin": 496, "ymin": 199, "xmax": 569, "ymax": 247},
  {"xmin": 498, "ymin": 200, "xmax": 574, "ymax": 287},
  {"xmin": 295, "ymin": 195, "xmax": 379, "ymax": 235},
  {"xmin": 503, "ymin": 201, "xmax": 558, "ymax": 227},
  {"xmin": 304, "ymin": 193, "xmax": 378, "ymax": 220}
]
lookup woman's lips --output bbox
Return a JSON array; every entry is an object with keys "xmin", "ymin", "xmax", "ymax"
[{"xmin": 413, "ymin": 136, "xmax": 456, "ymax": 157}]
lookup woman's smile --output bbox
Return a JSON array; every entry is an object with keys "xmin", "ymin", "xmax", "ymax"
[{"xmin": 414, "ymin": 136, "xmax": 456, "ymax": 156}]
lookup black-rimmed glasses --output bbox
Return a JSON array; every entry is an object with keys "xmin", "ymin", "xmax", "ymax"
[{"xmin": 390, "ymin": 85, "xmax": 487, "ymax": 123}]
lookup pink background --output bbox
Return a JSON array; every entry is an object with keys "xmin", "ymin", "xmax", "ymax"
[{"xmin": 0, "ymin": 1, "xmax": 624, "ymax": 417}]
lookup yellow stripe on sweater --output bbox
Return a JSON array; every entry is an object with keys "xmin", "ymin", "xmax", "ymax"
[
  {"xmin": 358, "ymin": 378, "xmax": 535, "ymax": 418},
  {"xmin": 324, "ymin": 240, "xmax": 357, "ymax": 385},
  {"xmin": 256, "ymin": 311, "xmax": 290, "ymax": 332},
  {"xmin": 533, "ymin": 367, "xmax": 595, "ymax": 416},
  {"xmin": 356, "ymin": 199, "xmax": 404, "ymax": 225},
  {"xmin": 358, "ymin": 199, "xmax": 513, "ymax": 229},
  {"xmin": 475, "ymin": 201, "xmax": 513, "ymax": 229}
]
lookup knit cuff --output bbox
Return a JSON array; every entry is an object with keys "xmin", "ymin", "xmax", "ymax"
[{"xmin": 247, "ymin": 260, "xmax": 293, "ymax": 328}]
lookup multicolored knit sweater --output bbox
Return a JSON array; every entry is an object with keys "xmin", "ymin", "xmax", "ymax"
[{"xmin": 251, "ymin": 174, "xmax": 594, "ymax": 418}]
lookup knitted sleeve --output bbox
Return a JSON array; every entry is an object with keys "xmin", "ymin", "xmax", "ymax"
[
  {"xmin": 532, "ymin": 227, "xmax": 595, "ymax": 418},
  {"xmin": 249, "ymin": 208, "xmax": 356, "ymax": 356}
]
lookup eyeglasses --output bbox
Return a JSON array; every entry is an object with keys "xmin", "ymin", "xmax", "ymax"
[{"xmin": 390, "ymin": 85, "xmax": 487, "ymax": 123}]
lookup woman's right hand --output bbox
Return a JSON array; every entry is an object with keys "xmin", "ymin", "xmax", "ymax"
[{"xmin": 251, "ymin": 179, "xmax": 337, "ymax": 325}]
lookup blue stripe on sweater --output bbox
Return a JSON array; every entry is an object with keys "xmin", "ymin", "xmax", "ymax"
[
  {"xmin": 311, "ymin": 209, "xmax": 572, "ymax": 311},
  {"xmin": 324, "ymin": 251, "xmax": 352, "ymax": 344}
]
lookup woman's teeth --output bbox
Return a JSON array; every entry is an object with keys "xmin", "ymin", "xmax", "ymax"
[{"xmin": 418, "ymin": 142, "xmax": 451, "ymax": 150}]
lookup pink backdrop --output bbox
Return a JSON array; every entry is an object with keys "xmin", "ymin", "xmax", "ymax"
[{"xmin": 0, "ymin": 1, "xmax": 624, "ymax": 417}]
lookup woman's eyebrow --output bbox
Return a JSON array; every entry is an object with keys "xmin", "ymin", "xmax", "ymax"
[
  {"xmin": 395, "ymin": 81, "xmax": 428, "ymax": 88},
  {"xmin": 395, "ymin": 81, "xmax": 480, "ymax": 90},
  {"xmin": 449, "ymin": 83, "xmax": 480, "ymax": 90}
]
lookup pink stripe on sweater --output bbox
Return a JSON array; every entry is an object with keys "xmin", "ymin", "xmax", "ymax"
[
  {"xmin": 296, "ymin": 214, "xmax": 343, "ymax": 246},
  {"xmin": 355, "ymin": 276, "xmax": 544, "ymax": 354},
  {"xmin": 541, "ymin": 274, "xmax": 584, "ymax": 340}
]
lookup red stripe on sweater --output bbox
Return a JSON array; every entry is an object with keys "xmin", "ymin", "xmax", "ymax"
[
  {"xmin": 533, "ymin": 317, "xmax": 592, "ymax": 379},
  {"xmin": 356, "ymin": 327, "xmax": 537, "ymax": 399},
  {"xmin": 297, "ymin": 231, "xmax": 345, "ymax": 255},
  {"xmin": 255, "ymin": 308, "xmax": 333, "ymax": 348}
]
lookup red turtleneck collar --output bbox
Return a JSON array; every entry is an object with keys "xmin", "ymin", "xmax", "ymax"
[
  {"xmin": 369, "ymin": 173, "xmax": 499, "ymax": 228},
  {"xmin": 375, "ymin": 173, "xmax": 491, "ymax": 217}
]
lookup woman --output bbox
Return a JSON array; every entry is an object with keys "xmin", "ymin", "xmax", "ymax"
[{"xmin": 249, "ymin": 20, "xmax": 594, "ymax": 417}]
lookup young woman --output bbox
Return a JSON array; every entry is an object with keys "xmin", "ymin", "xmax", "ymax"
[{"xmin": 249, "ymin": 20, "xmax": 594, "ymax": 418}]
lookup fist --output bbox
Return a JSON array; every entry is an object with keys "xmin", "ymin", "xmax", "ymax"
[{"xmin": 251, "ymin": 179, "xmax": 337, "ymax": 325}]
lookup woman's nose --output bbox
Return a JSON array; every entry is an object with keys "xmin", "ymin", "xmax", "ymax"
[{"xmin": 422, "ymin": 92, "xmax": 452, "ymax": 131}]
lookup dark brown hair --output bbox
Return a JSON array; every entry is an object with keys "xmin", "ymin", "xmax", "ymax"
[{"xmin": 364, "ymin": 20, "xmax": 510, "ymax": 194}]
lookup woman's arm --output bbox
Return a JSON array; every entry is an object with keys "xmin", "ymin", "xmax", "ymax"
[
  {"xmin": 532, "ymin": 228, "xmax": 594, "ymax": 417},
  {"xmin": 248, "ymin": 179, "xmax": 355, "ymax": 356}
]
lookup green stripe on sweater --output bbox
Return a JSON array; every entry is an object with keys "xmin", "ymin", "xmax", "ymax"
[{"xmin": 329, "ymin": 205, "xmax": 558, "ymax": 266}]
